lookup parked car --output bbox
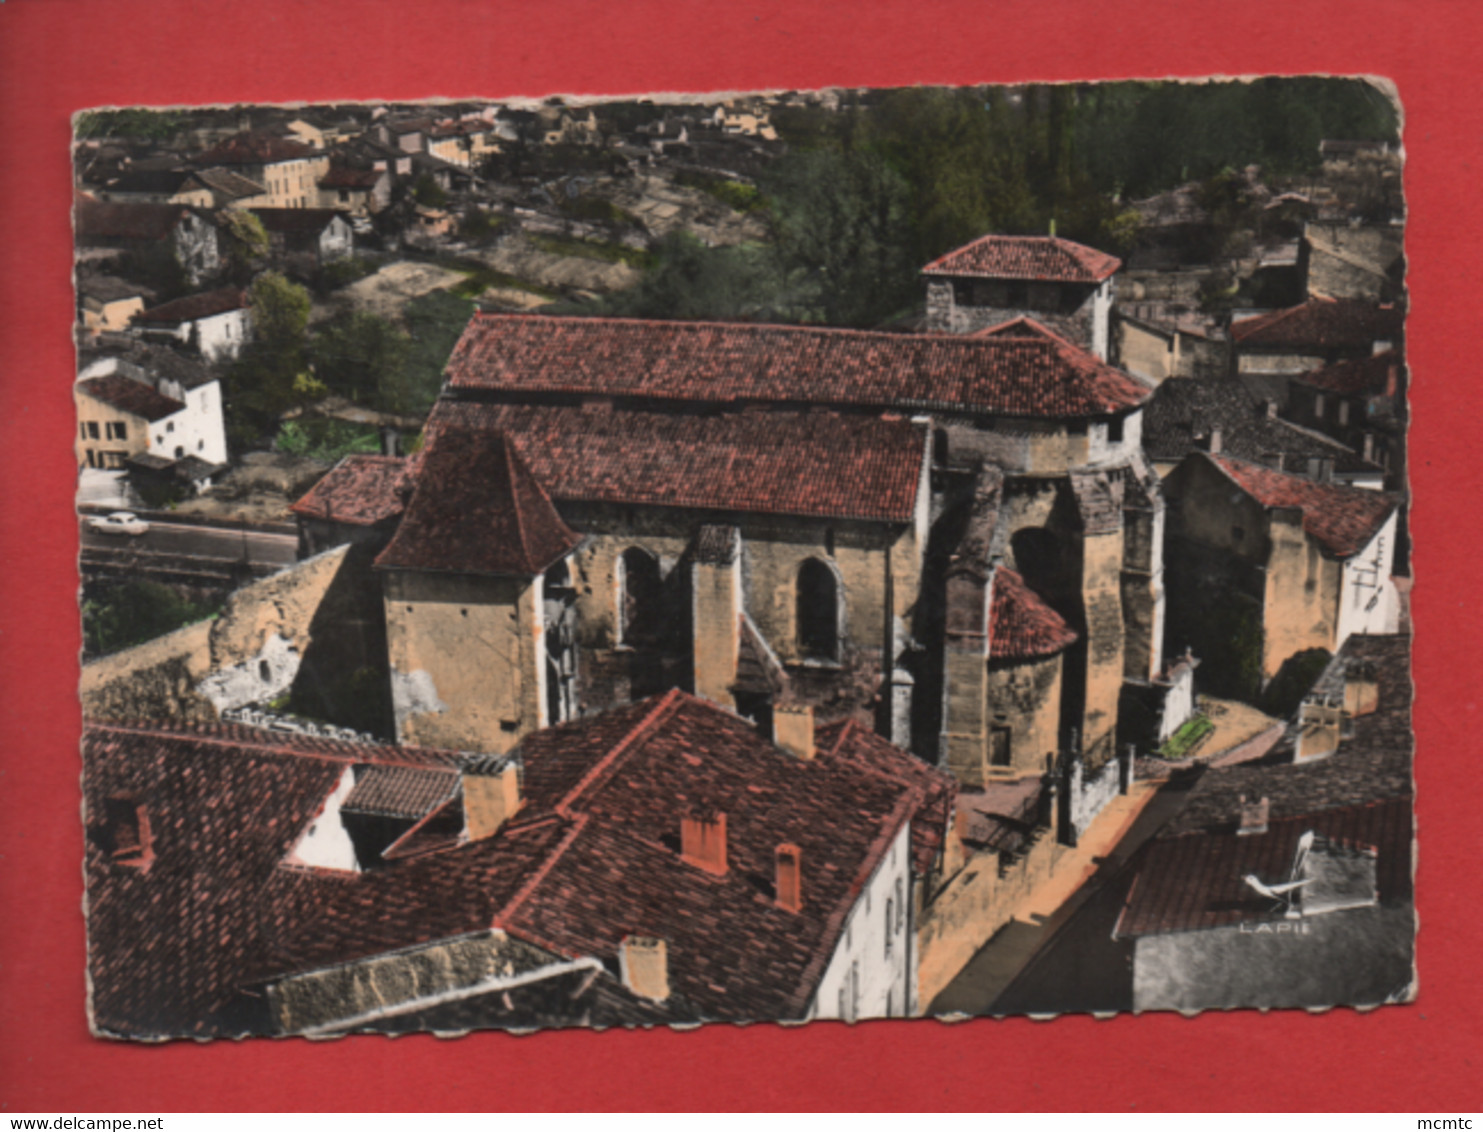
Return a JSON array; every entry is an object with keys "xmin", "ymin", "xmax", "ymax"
[{"xmin": 88, "ymin": 511, "xmax": 150, "ymax": 536}]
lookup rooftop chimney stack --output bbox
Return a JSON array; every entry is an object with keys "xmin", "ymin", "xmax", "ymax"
[
  {"xmin": 462, "ymin": 755, "xmax": 522, "ymax": 841},
  {"xmin": 1344, "ymin": 662, "xmax": 1380, "ymax": 718},
  {"xmin": 1208, "ymin": 427, "xmax": 1222, "ymax": 456},
  {"xmin": 774, "ymin": 703, "xmax": 816, "ymax": 761},
  {"xmin": 775, "ymin": 843, "xmax": 803, "ymax": 913},
  {"xmin": 1265, "ymin": 399, "xmax": 1279, "ymax": 420},
  {"xmin": 618, "ymin": 935, "xmax": 670, "ymax": 1002},
  {"xmin": 680, "ymin": 808, "xmax": 728, "ymax": 875},
  {"xmin": 1237, "ymin": 795, "xmax": 1270, "ymax": 836}
]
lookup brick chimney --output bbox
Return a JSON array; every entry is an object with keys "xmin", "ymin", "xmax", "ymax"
[
  {"xmin": 1296, "ymin": 695, "xmax": 1344, "ymax": 761},
  {"xmin": 1237, "ymin": 794, "xmax": 1270, "ymax": 836},
  {"xmin": 1265, "ymin": 398, "xmax": 1279, "ymax": 420},
  {"xmin": 774, "ymin": 703, "xmax": 815, "ymax": 760},
  {"xmin": 775, "ymin": 843, "xmax": 803, "ymax": 912},
  {"xmin": 680, "ymin": 808, "xmax": 728, "ymax": 875},
  {"xmin": 462, "ymin": 755, "xmax": 521, "ymax": 841},
  {"xmin": 619, "ymin": 935, "xmax": 670, "ymax": 1002}
]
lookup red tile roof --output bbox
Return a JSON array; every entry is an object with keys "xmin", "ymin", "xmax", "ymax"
[
  {"xmin": 342, "ymin": 765, "xmax": 458, "ymax": 819},
  {"xmin": 134, "ymin": 287, "xmax": 247, "ymax": 325},
  {"xmin": 421, "ymin": 400, "xmax": 929, "ymax": 524},
  {"xmin": 76, "ymin": 374, "xmax": 185, "ymax": 422},
  {"xmin": 990, "ymin": 567, "xmax": 1077, "ymax": 660},
  {"xmin": 75, "ymin": 199, "xmax": 191, "ymax": 243},
  {"xmin": 318, "ymin": 166, "xmax": 383, "ymax": 190},
  {"xmin": 1208, "ymin": 453, "xmax": 1397, "ymax": 558},
  {"xmin": 83, "ymin": 693, "xmax": 955, "ymax": 1033},
  {"xmin": 250, "ymin": 208, "xmax": 349, "ymax": 234},
  {"xmin": 1113, "ymin": 798, "xmax": 1411, "ymax": 939},
  {"xmin": 443, "ymin": 313, "xmax": 1151, "ymax": 419},
  {"xmin": 376, "ymin": 427, "xmax": 581, "ymax": 577},
  {"xmin": 1231, "ymin": 298, "xmax": 1404, "ymax": 350},
  {"xmin": 1295, "ymin": 349, "xmax": 1403, "ymax": 397},
  {"xmin": 920, "ymin": 234, "xmax": 1121, "ymax": 283},
  {"xmin": 196, "ymin": 130, "xmax": 319, "ymax": 166},
  {"xmin": 289, "ymin": 455, "xmax": 408, "ymax": 527}
]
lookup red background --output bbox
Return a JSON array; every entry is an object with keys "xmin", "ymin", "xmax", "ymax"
[{"xmin": 2, "ymin": 0, "xmax": 1479, "ymax": 1112}]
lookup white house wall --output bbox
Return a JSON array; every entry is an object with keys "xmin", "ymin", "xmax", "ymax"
[
  {"xmin": 1337, "ymin": 510, "xmax": 1400, "ymax": 647},
  {"xmin": 148, "ymin": 379, "xmax": 227, "ymax": 466},
  {"xmin": 809, "ymin": 823, "xmax": 914, "ymax": 1022}
]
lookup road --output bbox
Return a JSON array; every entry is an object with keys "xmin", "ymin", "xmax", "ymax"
[{"xmin": 79, "ymin": 517, "xmax": 299, "ymax": 571}]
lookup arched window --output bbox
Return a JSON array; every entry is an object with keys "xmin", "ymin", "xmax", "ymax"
[
  {"xmin": 796, "ymin": 558, "xmax": 840, "ymax": 661},
  {"xmin": 618, "ymin": 547, "xmax": 663, "ymax": 647}
]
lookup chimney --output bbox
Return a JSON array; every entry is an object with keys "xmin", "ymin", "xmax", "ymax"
[
  {"xmin": 680, "ymin": 808, "xmax": 728, "ymax": 875},
  {"xmin": 1237, "ymin": 795, "xmax": 1270, "ymax": 836},
  {"xmin": 1265, "ymin": 398, "xmax": 1279, "ymax": 420},
  {"xmin": 461, "ymin": 755, "xmax": 521, "ymax": 841},
  {"xmin": 1048, "ymin": 217, "xmax": 1057, "ymax": 238},
  {"xmin": 618, "ymin": 936, "xmax": 670, "ymax": 1002},
  {"xmin": 774, "ymin": 703, "xmax": 816, "ymax": 760},
  {"xmin": 1344, "ymin": 662, "xmax": 1380, "ymax": 718},
  {"xmin": 1385, "ymin": 364, "xmax": 1398, "ymax": 398},
  {"xmin": 1296, "ymin": 696, "xmax": 1344, "ymax": 761},
  {"xmin": 1208, "ymin": 427, "xmax": 1222, "ymax": 455},
  {"xmin": 775, "ymin": 843, "xmax": 803, "ymax": 912},
  {"xmin": 1362, "ymin": 432, "xmax": 1376, "ymax": 463}
]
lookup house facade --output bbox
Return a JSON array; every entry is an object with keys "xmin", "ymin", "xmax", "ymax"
[
  {"xmin": 75, "ymin": 199, "xmax": 221, "ymax": 288},
  {"xmin": 77, "ymin": 354, "xmax": 228, "ymax": 470},
  {"xmin": 132, "ymin": 287, "xmax": 250, "ymax": 362},
  {"xmin": 195, "ymin": 131, "xmax": 331, "ymax": 210}
]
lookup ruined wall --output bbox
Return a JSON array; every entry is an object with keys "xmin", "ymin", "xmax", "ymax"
[
  {"xmin": 916, "ymin": 830, "xmax": 1068, "ymax": 1009},
  {"xmin": 692, "ymin": 544, "xmax": 742, "ymax": 709},
  {"xmin": 1117, "ymin": 320, "xmax": 1178, "ymax": 384},
  {"xmin": 1131, "ymin": 904, "xmax": 1415, "ymax": 1012},
  {"xmin": 382, "ymin": 568, "xmax": 545, "ymax": 754},
  {"xmin": 923, "ymin": 278, "xmax": 1102, "ymax": 354},
  {"xmin": 81, "ymin": 545, "xmax": 350, "ymax": 722}
]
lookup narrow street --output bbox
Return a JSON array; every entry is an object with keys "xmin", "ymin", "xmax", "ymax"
[{"xmin": 79, "ymin": 517, "xmax": 299, "ymax": 570}]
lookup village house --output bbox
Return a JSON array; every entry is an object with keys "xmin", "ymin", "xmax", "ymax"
[
  {"xmin": 81, "ymin": 688, "xmax": 955, "ymax": 1036},
  {"xmin": 1112, "ymin": 309, "xmax": 1227, "ymax": 384},
  {"xmin": 317, "ymin": 165, "xmax": 390, "ymax": 216},
  {"xmin": 195, "ymin": 131, "xmax": 331, "ymax": 210},
  {"xmin": 1141, "ymin": 376, "xmax": 1386, "ymax": 488},
  {"xmin": 1113, "ymin": 633, "xmax": 1413, "ymax": 1012},
  {"xmin": 191, "ymin": 166, "xmax": 272, "ymax": 210},
  {"xmin": 922, "ymin": 234, "xmax": 1121, "ymax": 360},
  {"xmin": 131, "ymin": 286, "xmax": 250, "ymax": 363},
  {"xmin": 1230, "ymin": 296, "xmax": 1404, "ymax": 407},
  {"xmin": 91, "ymin": 167, "xmax": 216, "ymax": 209},
  {"xmin": 74, "ymin": 198, "xmax": 221, "ymax": 288},
  {"xmin": 250, "ymin": 208, "xmax": 354, "ymax": 265},
  {"xmin": 1283, "ymin": 349, "xmax": 1406, "ymax": 483},
  {"xmin": 1302, "ymin": 220, "xmax": 1406, "ymax": 303},
  {"xmin": 76, "ymin": 347, "xmax": 228, "ymax": 472},
  {"xmin": 1161, "ymin": 450, "xmax": 1399, "ymax": 693},
  {"xmin": 77, "ymin": 274, "xmax": 153, "ymax": 334}
]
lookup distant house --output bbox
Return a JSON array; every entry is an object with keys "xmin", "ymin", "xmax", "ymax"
[
  {"xmin": 317, "ymin": 165, "xmax": 389, "ymax": 216},
  {"xmin": 425, "ymin": 119, "xmax": 499, "ymax": 168},
  {"xmin": 1285, "ymin": 349, "xmax": 1406, "ymax": 480},
  {"xmin": 251, "ymin": 208, "xmax": 354, "ymax": 264},
  {"xmin": 195, "ymin": 131, "xmax": 330, "ymax": 210},
  {"xmin": 1302, "ymin": 221, "xmax": 1405, "ymax": 303},
  {"xmin": 1162, "ymin": 451, "xmax": 1399, "ymax": 689},
  {"xmin": 192, "ymin": 166, "xmax": 272, "ymax": 211},
  {"xmin": 74, "ymin": 199, "xmax": 221, "ymax": 287},
  {"xmin": 1113, "ymin": 309, "xmax": 1226, "ymax": 384},
  {"xmin": 1141, "ymin": 377, "xmax": 1386, "ymax": 489},
  {"xmin": 77, "ymin": 348, "xmax": 228, "ymax": 474},
  {"xmin": 93, "ymin": 168, "xmax": 215, "ymax": 209},
  {"xmin": 81, "ymin": 689, "xmax": 955, "ymax": 1036},
  {"xmin": 1114, "ymin": 633, "xmax": 1413, "ymax": 1012},
  {"xmin": 921, "ymin": 234, "xmax": 1121, "ymax": 360},
  {"xmin": 132, "ymin": 286, "xmax": 250, "ymax": 362},
  {"xmin": 1230, "ymin": 297, "xmax": 1404, "ymax": 407},
  {"xmin": 77, "ymin": 275, "xmax": 153, "ymax": 334}
]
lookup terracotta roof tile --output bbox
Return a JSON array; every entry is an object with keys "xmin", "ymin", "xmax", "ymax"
[
  {"xmin": 197, "ymin": 131, "xmax": 318, "ymax": 166},
  {"xmin": 920, "ymin": 234, "xmax": 1121, "ymax": 283},
  {"xmin": 1208, "ymin": 453, "xmax": 1397, "ymax": 558},
  {"xmin": 1115, "ymin": 798, "xmax": 1412, "ymax": 938},
  {"xmin": 443, "ymin": 313, "xmax": 1151, "ymax": 419},
  {"xmin": 290, "ymin": 455, "xmax": 408, "ymax": 527},
  {"xmin": 990, "ymin": 567, "xmax": 1077, "ymax": 660},
  {"xmin": 193, "ymin": 167, "xmax": 268, "ymax": 200},
  {"xmin": 342, "ymin": 765, "xmax": 458, "ymax": 818},
  {"xmin": 1231, "ymin": 298, "xmax": 1404, "ymax": 350},
  {"xmin": 375, "ymin": 427, "xmax": 581, "ymax": 576},
  {"xmin": 135, "ymin": 287, "xmax": 247, "ymax": 325},
  {"xmin": 76, "ymin": 374, "xmax": 185, "ymax": 422},
  {"xmin": 318, "ymin": 166, "xmax": 383, "ymax": 190},
  {"xmin": 421, "ymin": 401, "xmax": 928, "ymax": 524}
]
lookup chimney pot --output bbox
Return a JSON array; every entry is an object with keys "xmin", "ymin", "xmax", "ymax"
[
  {"xmin": 1344, "ymin": 663, "xmax": 1380, "ymax": 718},
  {"xmin": 775, "ymin": 843, "xmax": 803, "ymax": 912},
  {"xmin": 680, "ymin": 808, "xmax": 728, "ymax": 875},
  {"xmin": 1208, "ymin": 427, "xmax": 1222, "ymax": 455},
  {"xmin": 1265, "ymin": 398, "xmax": 1278, "ymax": 419},
  {"xmin": 618, "ymin": 935, "xmax": 670, "ymax": 1002},
  {"xmin": 774, "ymin": 703, "xmax": 816, "ymax": 760}
]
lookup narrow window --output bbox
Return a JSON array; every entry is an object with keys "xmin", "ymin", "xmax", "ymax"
[
  {"xmin": 87, "ymin": 421, "xmax": 100, "ymax": 440},
  {"xmin": 1314, "ymin": 393, "xmax": 1326, "ymax": 418},
  {"xmin": 114, "ymin": 422, "xmax": 127, "ymax": 441},
  {"xmin": 895, "ymin": 878, "xmax": 905, "ymax": 933},
  {"xmin": 618, "ymin": 547, "xmax": 663, "ymax": 647},
  {"xmin": 1108, "ymin": 416, "xmax": 1124, "ymax": 444},
  {"xmin": 796, "ymin": 558, "xmax": 839, "ymax": 661},
  {"xmin": 79, "ymin": 422, "xmax": 87, "ymax": 440},
  {"xmin": 884, "ymin": 900, "xmax": 893, "ymax": 957}
]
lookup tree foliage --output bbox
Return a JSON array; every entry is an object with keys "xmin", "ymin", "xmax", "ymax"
[
  {"xmin": 74, "ymin": 109, "xmax": 185, "ymax": 142},
  {"xmin": 226, "ymin": 272, "xmax": 314, "ymax": 443},
  {"xmin": 81, "ymin": 580, "xmax": 219, "ymax": 658},
  {"xmin": 309, "ymin": 311, "xmax": 412, "ymax": 405}
]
